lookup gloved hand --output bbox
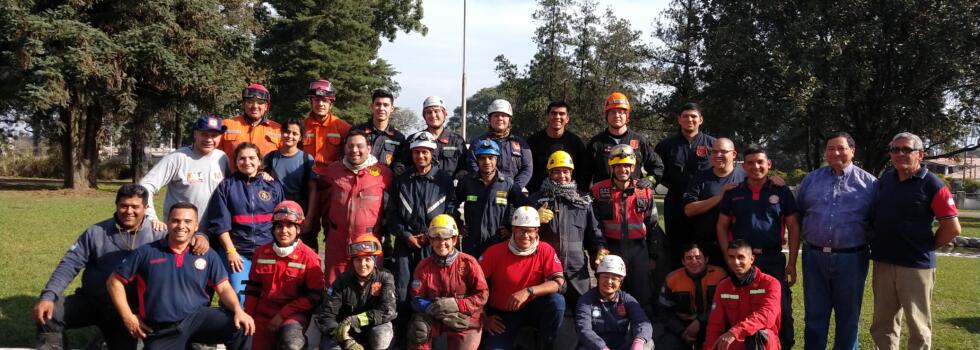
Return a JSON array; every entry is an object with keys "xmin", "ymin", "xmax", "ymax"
[
  {"xmin": 345, "ymin": 313, "xmax": 369, "ymax": 333},
  {"xmin": 441, "ymin": 312, "xmax": 471, "ymax": 331},
  {"xmin": 392, "ymin": 163, "xmax": 407, "ymax": 176},
  {"xmin": 537, "ymin": 203, "xmax": 554, "ymax": 224},
  {"xmin": 427, "ymin": 298, "xmax": 460, "ymax": 317},
  {"xmin": 593, "ymin": 248, "xmax": 610, "ymax": 266},
  {"xmin": 332, "ymin": 320, "xmax": 352, "ymax": 342},
  {"xmin": 636, "ymin": 176, "xmax": 655, "ymax": 189},
  {"xmin": 630, "ymin": 338, "xmax": 646, "ymax": 350},
  {"xmin": 341, "ymin": 338, "xmax": 365, "ymax": 350}
]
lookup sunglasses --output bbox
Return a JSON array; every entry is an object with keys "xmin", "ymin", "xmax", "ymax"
[{"xmin": 889, "ymin": 147, "xmax": 918, "ymax": 155}]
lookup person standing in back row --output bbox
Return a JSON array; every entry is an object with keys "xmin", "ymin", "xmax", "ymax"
[
  {"xmin": 655, "ymin": 103, "xmax": 715, "ymax": 269},
  {"xmin": 466, "ymin": 99, "xmax": 533, "ymax": 191},
  {"xmin": 870, "ymin": 132, "xmax": 960, "ymax": 350},
  {"xmin": 586, "ymin": 91, "xmax": 664, "ymax": 188},
  {"xmin": 526, "ymin": 101, "xmax": 591, "ymax": 193}
]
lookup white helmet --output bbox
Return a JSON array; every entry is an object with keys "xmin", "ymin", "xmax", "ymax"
[
  {"xmin": 409, "ymin": 131, "xmax": 437, "ymax": 150},
  {"xmin": 511, "ymin": 206, "xmax": 540, "ymax": 227},
  {"xmin": 423, "ymin": 96, "xmax": 446, "ymax": 110},
  {"xmin": 487, "ymin": 99, "xmax": 513, "ymax": 117},
  {"xmin": 596, "ymin": 255, "xmax": 627, "ymax": 277}
]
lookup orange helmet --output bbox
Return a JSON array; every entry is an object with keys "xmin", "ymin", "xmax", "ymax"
[
  {"xmin": 604, "ymin": 92, "xmax": 631, "ymax": 113},
  {"xmin": 348, "ymin": 234, "xmax": 383, "ymax": 257}
]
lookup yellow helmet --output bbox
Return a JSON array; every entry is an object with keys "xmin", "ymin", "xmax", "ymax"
[
  {"xmin": 546, "ymin": 150, "xmax": 575, "ymax": 171},
  {"xmin": 604, "ymin": 92, "xmax": 631, "ymax": 113},
  {"xmin": 607, "ymin": 144, "xmax": 637, "ymax": 166},
  {"xmin": 427, "ymin": 214, "xmax": 459, "ymax": 239}
]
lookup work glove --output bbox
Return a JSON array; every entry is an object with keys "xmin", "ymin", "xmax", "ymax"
[
  {"xmin": 341, "ymin": 338, "xmax": 365, "ymax": 350},
  {"xmin": 427, "ymin": 298, "xmax": 460, "ymax": 317},
  {"xmin": 441, "ymin": 312, "xmax": 471, "ymax": 331},
  {"xmin": 332, "ymin": 320, "xmax": 352, "ymax": 342},
  {"xmin": 593, "ymin": 248, "xmax": 610, "ymax": 266},
  {"xmin": 537, "ymin": 203, "xmax": 554, "ymax": 224},
  {"xmin": 345, "ymin": 313, "xmax": 369, "ymax": 333},
  {"xmin": 636, "ymin": 176, "xmax": 655, "ymax": 189}
]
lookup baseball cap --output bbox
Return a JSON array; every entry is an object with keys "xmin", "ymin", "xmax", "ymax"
[{"xmin": 192, "ymin": 116, "xmax": 226, "ymax": 133}]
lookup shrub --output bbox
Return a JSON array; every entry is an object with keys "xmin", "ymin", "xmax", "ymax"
[{"xmin": 0, "ymin": 152, "xmax": 62, "ymax": 178}]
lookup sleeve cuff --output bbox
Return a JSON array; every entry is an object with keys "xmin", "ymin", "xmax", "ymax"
[{"xmin": 456, "ymin": 298, "xmax": 467, "ymax": 314}]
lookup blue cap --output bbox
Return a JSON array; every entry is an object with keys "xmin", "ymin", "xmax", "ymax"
[
  {"xmin": 474, "ymin": 139, "xmax": 501, "ymax": 157},
  {"xmin": 192, "ymin": 116, "xmax": 226, "ymax": 133}
]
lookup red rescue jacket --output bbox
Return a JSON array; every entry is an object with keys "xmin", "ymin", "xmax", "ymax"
[{"xmin": 703, "ymin": 266, "xmax": 781, "ymax": 350}]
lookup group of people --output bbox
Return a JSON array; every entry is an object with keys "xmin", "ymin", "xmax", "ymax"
[{"xmin": 32, "ymin": 79, "xmax": 960, "ymax": 350}]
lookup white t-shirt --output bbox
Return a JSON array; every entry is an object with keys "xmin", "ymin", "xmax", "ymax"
[{"xmin": 140, "ymin": 146, "xmax": 228, "ymax": 223}]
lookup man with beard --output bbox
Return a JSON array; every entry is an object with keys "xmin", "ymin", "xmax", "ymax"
[{"xmin": 311, "ymin": 130, "xmax": 392, "ymax": 284}]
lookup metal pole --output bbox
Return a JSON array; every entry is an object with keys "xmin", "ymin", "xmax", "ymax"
[{"xmin": 461, "ymin": 0, "xmax": 468, "ymax": 140}]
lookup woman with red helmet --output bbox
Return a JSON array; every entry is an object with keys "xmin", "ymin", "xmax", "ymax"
[{"xmin": 244, "ymin": 201, "xmax": 325, "ymax": 350}]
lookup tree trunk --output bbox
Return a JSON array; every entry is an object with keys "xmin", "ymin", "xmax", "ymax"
[
  {"xmin": 31, "ymin": 110, "xmax": 45, "ymax": 157},
  {"xmin": 130, "ymin": 114, "xmax": 149, "ymax": 181},
  {"xmin": 60, "ymin": 108, "xmax": 74, "ymax": 189},
  {"xmin": 83, "ymin": 104, "xmax": 102, "ymax": 188}
]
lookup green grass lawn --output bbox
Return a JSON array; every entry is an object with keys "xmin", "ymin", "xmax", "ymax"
[{"xmin": 1, "ymin": 190, "xmax": 978, "ymax": 348}]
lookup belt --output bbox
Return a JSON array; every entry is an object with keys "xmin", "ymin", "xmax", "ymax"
[{"xmin": 807, "ymin": 243, "xmax": 868, "ymax": 253}]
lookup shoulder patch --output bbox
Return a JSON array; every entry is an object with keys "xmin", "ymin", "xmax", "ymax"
[{"xmin": 194, "ymin": 258, "xmax": 207, "ymax": 270}]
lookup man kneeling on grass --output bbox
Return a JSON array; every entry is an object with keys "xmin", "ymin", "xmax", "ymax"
[
  {"xmin": 33, "ymin": 184, "xmax": 209, "ymax": 350},
  {"xmin": 107, "ymin": 202, "xmax": 254, "ymax": 350}
]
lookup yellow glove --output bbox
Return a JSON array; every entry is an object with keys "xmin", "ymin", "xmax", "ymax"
[
  {"xmin": 333, "ymin": 320, "xmax": 352, "ymax": 342},
  {"xmin": 538, "ymin": 203, "xmax": 554, "ymax": 224},
  {"xmin": 594, "ymin": 248, "xmax": 610, "ymax": 266}
]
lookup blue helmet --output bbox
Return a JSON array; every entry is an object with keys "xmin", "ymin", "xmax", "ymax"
[{"xmin": 473, "ymin": 139, "xmax": 501, "ymax": 157}]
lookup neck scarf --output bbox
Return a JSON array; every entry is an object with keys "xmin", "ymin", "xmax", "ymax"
[
  {"xmin": 489, "ymin": 129, "xmax": 511, "ymax": 139},
  {"xmin": 343, "ymin": 154, "xmax": 379, "ymax": 173},
  {"xmin": 732, "ymin": 266, "xmax": 757, "ymax": 287},
  {"xmin": 508, "ymin": 235, "xmax": 539, "ymax": 256},
  {"xmin": 541, "ymin": 179, "xmax": 590, "ymax": 206},
  {"xmin": 272, "ymin": 240, "xmax": 298, "ymax": 257},
  {"xmin": 435, "ymin": 249, "xmax": 460, "ymax": 267}
]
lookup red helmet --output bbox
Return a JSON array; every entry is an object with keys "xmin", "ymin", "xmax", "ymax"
[
  {"xmin": 308, "ymin": 79, "xmax": 337, "ymax": 100},
  {"xmin": 348, "ymin": 234, "xmax": 383, "ymax": 257},
  {"xmin": 242, "ymin": 83, "xmax": 270, "ymax": 101},
  {"xmin": 272, "ymin": 201, "xmax": 305, "ymax": 225}
]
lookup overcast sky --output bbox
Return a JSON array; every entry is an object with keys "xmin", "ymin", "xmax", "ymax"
[{"xmin": 378, "ymin": 0, "xmax": 670, "ymax": 119}]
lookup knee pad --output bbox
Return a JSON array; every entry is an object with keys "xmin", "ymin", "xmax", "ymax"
[
  {"xmin": 277, "ymin": 323, "xmax": 306, "ymax": 350},
  {"xmin": 406, "ymin": 313, "xmax": 431, "ymax": 345}
]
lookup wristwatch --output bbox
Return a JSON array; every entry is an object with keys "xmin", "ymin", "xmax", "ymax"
[{"xmin": 526, "ymin": 287, "xmax": 534, "ymax": 296}]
